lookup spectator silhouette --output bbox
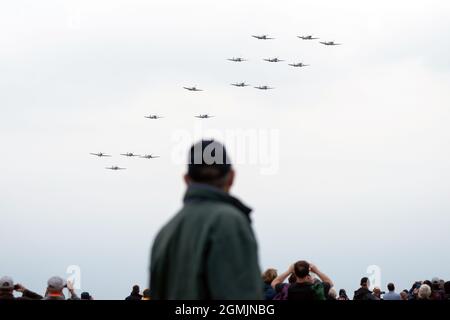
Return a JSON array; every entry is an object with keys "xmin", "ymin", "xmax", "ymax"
[
  {"xmin": 262, "ymin": 269, "xmax": 277, "ymax": 300},
  {"xmin": 150, "ymin": 140, "xmax": 262, "ymax": 299},
  {"xmin": 383, "ymin": 283, "xmax": 401, "ymax": 300},
  {"xmin": 125, "ymin": 285, "xmax": 142, "ymax": 301},
  {"xmin": 0, "ymin": 276, "xmax": 42, "ymax": 300},
  {"xmin": 44, "ymin": 276, "xmax": 79, "ymax": 300},
  {"xmin": 353, "ymin": 277, "xmax": 376, "ymax": 300}
]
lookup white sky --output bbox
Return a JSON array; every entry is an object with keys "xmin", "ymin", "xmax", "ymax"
[{"xmin": 1, "ymin": 0, "xmax": 450, "ymax": 299}]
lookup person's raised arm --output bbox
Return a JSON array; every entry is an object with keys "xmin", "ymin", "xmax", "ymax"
[
  {"xmin": 309, "ymin": 263, "xmax": 334, "ymax": 287},
  {"xmin": 14, "ymin": 283, "xmax": 43, "ymax": 300},
  {"xmin": 67, "ymin": 280, "xmax": 80, "ymax": 300},
  {"xmin": 271, "ymin": 264, "xmax": 294, "ymax": 289}
]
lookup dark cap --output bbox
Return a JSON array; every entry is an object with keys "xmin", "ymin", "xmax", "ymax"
[
  {"xmin": 187, "ymin": 140, "xmax": 232, "ymax": 182},
  {"xmin": 81, "ymin": 292, "xmax": 92, "ymax": 300}
]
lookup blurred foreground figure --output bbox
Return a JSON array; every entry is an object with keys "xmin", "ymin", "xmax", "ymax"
[{"xmin": 150, "ymin": 140, "xmax": 262, "ymax": 299}]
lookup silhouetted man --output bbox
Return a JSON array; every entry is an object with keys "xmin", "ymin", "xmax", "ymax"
[{"xmin": 150, "ymin": 140, "xmax": 262, "ymax": 299}]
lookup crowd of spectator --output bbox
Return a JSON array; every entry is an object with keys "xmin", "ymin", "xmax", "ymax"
[
  {"xmin": 2, "ymin": 268, "xmax": 449, "ymax": 301},
  {"xmin": 261, "ymin": 263, "xmax": 450, "ymax": 301}
]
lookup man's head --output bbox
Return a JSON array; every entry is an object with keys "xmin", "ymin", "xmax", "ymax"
[
  {"xmin": 132, "ymin": 285, "xmax": 140, "ymax": 294},
  {"xmin": 185, "ymin": 140, "xmax": 234, "ymax": 192},
  {"xmin": 293, "ymin": 260, "xmax": 310, "ymax": 280},
  {"xmin": 0, "ymin": 276, "xmax": 14, "ymax": 294},
  {"xmin": 360, "ymin": 277, "xmax": 370, "ymax": 288},
  {"xmin": 387, "ymin": 283, "xmax": 395, "ymax": 292},
  {"xmin": 47, "ymin": 276, "xmax": 66, "ymax": 295}
]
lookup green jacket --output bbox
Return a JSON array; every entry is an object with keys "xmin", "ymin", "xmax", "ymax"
[{"xmin": 150, "ymin": 184, "xmax": 262, "ymax": 300}]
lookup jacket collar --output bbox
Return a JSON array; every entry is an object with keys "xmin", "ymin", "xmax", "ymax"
[{"xmin": 183, "ymin": 183, "xmax": 252, "ymax": 221}]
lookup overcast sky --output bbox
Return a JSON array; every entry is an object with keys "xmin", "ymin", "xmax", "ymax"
[{"xmin": 2, "ymin": 0, "xmax": 450, "ymax": 299}]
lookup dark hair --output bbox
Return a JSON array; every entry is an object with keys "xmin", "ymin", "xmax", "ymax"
[
  {"xmin": 432, "ymin": 282, "xmax": 440, "ymax": 291},
  {"xmin": 360, "ymin": 277, "xmax": 369, "ymax": 286},
  {"xmin": 339, "ymin": 289, "xmax": 348, "ymax": 299},
  {"xmin": 187, "ymin": 140, "xmax": 232, "ymax": 187},
  {"xmin": 444, "ymin": 281, "xmax": 450, "ymax": 294},
  {"xmin": 294, "ymin": 260, "xmax": 310, "ymax": 279},
  {"xmin": 288, "ymin": 274, "xmax": 297, "ymax": 284},
  {"xmin": 387, "ymin": 283, "xmax": 395, "ymax": 292},
  {"xmin": 132, "ymin": 285, "xmax": 140, "ymax": 294}
]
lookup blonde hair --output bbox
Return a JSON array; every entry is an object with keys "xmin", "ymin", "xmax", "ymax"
[
  {"xmin": 418, "ymin": 284, "xmax": 431, "ymax": 299},
  {"xmin": 262, "ymin": 268, "xmax": 278, "ymax": 284}
]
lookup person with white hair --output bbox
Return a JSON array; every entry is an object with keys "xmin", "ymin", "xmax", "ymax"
[
  {"xmin": 418, "ymin": 284, "xmax": 431, "ymax": 300},
  {"xmin": 328, "ymin": 287, "xmax": 338, "ymax": 300}
]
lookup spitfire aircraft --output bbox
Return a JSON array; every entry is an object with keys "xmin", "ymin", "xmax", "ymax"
[
  {"xmin": 231, "ymin": 82, "xmax": 250, "ymax": 87},
  {"xmin": 140, "ymin": 154, "xmax": 160, "ymax": 159},
  {"xmin": 195, "ymin": 114, "xmax": 214, "ymax": 119},
  {"xmin": 105, "ymin": 166, "xmax": 126, "ymax": 170},
  {"xmin": 320, "ymin": 41, "xmax": 341, "ymax": 46},
  {"xmin": 227, "ymin": 57, "xmax": 247, "ymax": 62},
  {"xmin": 298, "ymin": 35, "xmax": 319, "ymax": 40},
  {"xmin": 254, "ymin": 85, "xmax": 274, "ymax": 90},
  {"xmin": 288, "ymin": 62, "xmax": 310, "ymax": 67},
  {"xmin": 263, "ymin": 57, "xmax": 284, "ymax": 63},
  {"xmin": 252, "ymin": 34, "xmax": 275, "ymax": 40},
  {"xmin": 183, "ymin": 86, "xmax": 203, "ymax": 91},
  {"xmin": 120, "ymin": 152, "xmax": 140, "ymax": 157},
  {"xmin": 144, "ymin": 115, "xmax": 164, "ymax": 119},
  {"xmin": 90, "ymin": 152, "xmax": 111, "ymax": 157}
]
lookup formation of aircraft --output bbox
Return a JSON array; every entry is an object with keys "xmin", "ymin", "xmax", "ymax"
[
  {"xmin": 288, "ymin": 62, "xmax": 309, "ymax": 67},
  {"xmin": 140, "ymin": 154, "xmax": 160, "ymax": 159},
  {"xmin": 180, "ymin": 34, "xmax": 341, "ymax": 94},
  {"xmin": 183, "ymin": 86, "xmax": 203, "ymax": 91},
  {"xmin": 298, "ymin": 35, "xmax": 319, "ymax": 40},
  {"xmin": 228, "ymin": 57, "xmax": 246, "ymax": 62},
  {"xmin": 145, "ymin": 115, "xmax": 164, "ymax": 119},
  {"xmin": 264, "ymin": 57, "xmax": 284, "ymax": 63},
  {"xmin": 231, "ymin": 82, "xmax": 250, "ymax": 87},
  {"xmin": 94, "ymin": 33, "xmax": 343, "ymax": 171},
  {"xmin": 90, "ymin": 152, "xmax": 111, "ymax": 157},
  {"xmin": 320, "ymin": 41, "xmax": 341, "ymax": 46},
  {"xmin": 252, "ymin": 34, "xmax": 275, "ymax": 40},
  {"xmin": 120, "ymin": 152, "xmax": 140, "ymax": 157},
  {"xmin": 254, "ymin": 85, "xmax": 274, "ymax": 90}
]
